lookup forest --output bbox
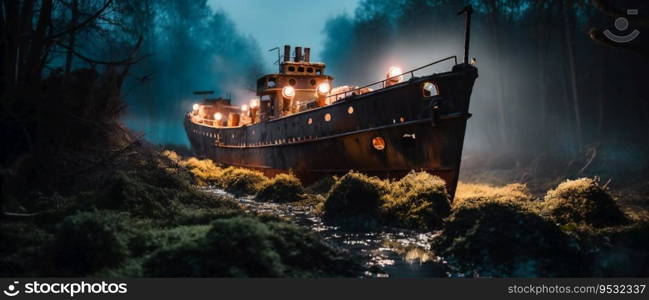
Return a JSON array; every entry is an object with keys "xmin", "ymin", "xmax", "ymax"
[{"xmin": 0, "ymin": 0, "xmax": 648, "ymax": 278}]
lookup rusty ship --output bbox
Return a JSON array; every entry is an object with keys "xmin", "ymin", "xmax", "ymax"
[{"xmin": 185, "ymin": 8, "xmax": 478, "ymax": 197}]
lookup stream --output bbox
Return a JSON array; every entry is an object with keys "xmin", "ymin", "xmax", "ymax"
[{"xmin": 208, "ymin": 188, "xmax": 452, "ymax": 278}]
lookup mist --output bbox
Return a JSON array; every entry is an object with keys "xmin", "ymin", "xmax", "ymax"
[{"xmin": 319, "ymin": 0, "xmax": 649, "ymax": 175}]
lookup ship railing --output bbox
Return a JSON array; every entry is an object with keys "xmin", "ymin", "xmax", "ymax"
[{"xmin": 326, "ymin": 55, "xmax": 457, "ymax": 102}]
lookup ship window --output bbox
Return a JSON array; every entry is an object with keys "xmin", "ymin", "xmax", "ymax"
[
  {"xmin": 324, "ymin": 113, "xmax": 332, "ymax": 122},
  {"xmin": 289, "ymin": 79, "xmax": 297, "ymax": 86},
  {"xmin": 316, "ymin": 69, "xmax": 322, "ymax": 75},
  {"xmin": 400, "ymin": 117, "xmax": 405, "ymax": 122},
  {"xmin": 288, "ymin": 66, "xmax": 295, "ymax": 72},
  {"xmin": 310, "ymin": 79, "xmax": 316, "ymax": 86},
  {"xmin": 372, "ymin": 137, "xmax": 386, "ymax": 151},
  {"xmin": 307, "ymin": 67, "xmax": 313, "ymax": 73},
  {"xmin": 307, "ymin": 118, "xmax": 313, "ymax": 125},
  {"xmin": 268, "ymin": 77, "xmax": 277, "ymax": 88},
  {"xmin": 347, "ymin": 106, "xmax": 354, "ymax": 114},
  {"xmin": 298, "ymin": 67, "xmax": 304, "ymax": 72},
  {"xmin": 422, "ymin": 81, "xmax": 439, "ymax": 97}
]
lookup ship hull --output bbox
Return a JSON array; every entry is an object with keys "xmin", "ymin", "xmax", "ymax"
[{"xmin": 185, "ymin": 64, "xmax": 478, "ymax": 198}]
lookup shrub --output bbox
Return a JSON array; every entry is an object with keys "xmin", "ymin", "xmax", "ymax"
[
  {"xmin": 143, "ymin": 216, "xmax": 360, "ymax": 277},
  {"xmin": 256, "ymin": 173, "xmax": 305, "ymax": 202},
  {"xmin": 324, "ymin": 172, "xmax": 388, "ymax": 219},
  {"xmin": 542, "ymin": 178, "xmax": 629, "ymax": 227},
  {"xmin": 381, "ymin": 172, "xmax": 450, "ymax": 230},
  {"xmin": 55, "ymin": 211, "xmax": 131, "ymax": 274},
  {"xmin": 432, "ymin": 201, "xmax": 584, "ymax": 277},
  {"xmin": 0, "ymin": 222, "xmax": 56, "ymax": 276},
  {"xmin": 216, "ymin": 167, "xmax": 269, "ymax": 196}
]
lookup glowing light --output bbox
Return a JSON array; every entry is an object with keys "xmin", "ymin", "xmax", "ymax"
[
  {"xmin": 318, "ymin": 82, "xmax": 331, "ymax": 94},
  {"xmin": 241, "ymin": 104, "xmax": 249, "ymax": 112},
  {"xmin": 250, "ymin": 99, "xmax": 259, "ymax": 109},
  {"xmin": 282, "ymin": 86, "xmax": 295, "ymax": 98},
  {"xmin": 388, "ymin": 66, "xmax": 403, "ymax": 82},
  {"xmin": 192, "ymin": 103, "xmax": 199, "ymax": 111},
  {"xmin": 214, "ymin": 112, "xmax": 223, "ymax": 121}
]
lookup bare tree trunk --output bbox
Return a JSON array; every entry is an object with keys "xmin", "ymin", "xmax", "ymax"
[
  {"xmin": 65, "ymin": 0, "xmax": 79, "ymax": 76},
  {"xmin": 537, "ymin": 20, "xmax": 547, "ymax": 128},
  {"xmin": 561, "ymin": 1, "xmax": 582, "ymax": 149},
  {"xmin": 487, "ymin": 0, "xmax": 508, "ymax": 146},
  {"xmin": 24, "ymin": 0, "xmax": 52, "ymax": 83}
]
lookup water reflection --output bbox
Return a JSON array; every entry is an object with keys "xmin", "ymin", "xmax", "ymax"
[{"xmin": 208, "ymin": 188, "xmax": 450, "ymax": 277}]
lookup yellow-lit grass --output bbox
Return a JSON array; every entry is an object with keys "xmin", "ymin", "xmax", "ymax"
[
  {"xmin": 454, "ymin": 182, "xmax": 533, "ymax": 210},
  {"xmin": 256, "ymin": 173, "xmax": 305, "ymax": 203}
]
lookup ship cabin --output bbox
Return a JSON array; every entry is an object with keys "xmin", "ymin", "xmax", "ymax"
[{"xmin": 256, "ymin": 45, "xmax": 333, "ymax": 121}]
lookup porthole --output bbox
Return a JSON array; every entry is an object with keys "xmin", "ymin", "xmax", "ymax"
[
  {"xmin": 422, "ymin": 81, "xmax": 439, "ymax": 97},
  {"xmin": 307, "ymin": 67, "xmax": 313, "ymax": 73},
  {"xmin": 298, "ymin": 67, "xmax": 304, "ymax": 72},
  {"xmin": 399, "ymin": 117, "xmax": 405, "ymax": 122},
  {"xmin": 310, "ymin": 79, "xmax": 317, "ymax": 86},
  {"xmin": 307, "ymin": 118, "xmax": 313, "ymax": 125},
  {"xmin": 347, "ymin": 106, "xmax": 354, "ymax": 114},
  {"xmin": 289, "ymin": 79, "xmax": 297, "ymax": 86},
  {"xmin": 288, "ymin": 66, "xmax": 295, "ymax": 72},
  {"xmin": 372, "ymin": 137, "xmax": 386, "ymax": 151},
  {"xmin": 324, "ymin": 113, "xmax": 332, "ymax": 122}
]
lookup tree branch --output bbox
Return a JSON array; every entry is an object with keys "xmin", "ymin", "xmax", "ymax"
[{"xmin": 48, "ymin": 0, "xmax": 112, "ymax": 40}]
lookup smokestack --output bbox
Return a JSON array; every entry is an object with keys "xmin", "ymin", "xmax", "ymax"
[
  {"xmin": 294, "ymin": 46, "xmax": 302, "ymax": 62},
  {"xmin": 283, "ymin": 45, "xmax": 290, "ymax": 62},
  {"xmin": 304, "ymin": 48, "xmax": 311, "ymax": 62}
]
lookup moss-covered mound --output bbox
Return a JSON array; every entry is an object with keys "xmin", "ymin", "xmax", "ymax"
[
  {"xmin": 181, "ymin": 157, "xmax": 223, "ymax": 186},
  {"xmin": 143, "ymin": 216, "xmax": 361, "ymax": 277},
  {"xmin": 432, "ymin": 201, "xmax": 584, "ymax": 277},
  {"xmin": 454, "ymin": 182, "xmax": 533, "ymax": 209},
  {"xmin": 381, "ymin": 172, "xmax": 450, "ymax": 230},
  {"xmin": 256, "ymin": 174, "xmax": 305, "ymax": 203},
  {"xmin": 542, "ymin": 178, "xmax": 629, "ymax": 227},
  {"xmin": 324, "ymin": 172, "xmax": 388, "ymax": 219},
  {"xmin": 214, "ymin": 167, "xmax": 268, "ymax": 196}
]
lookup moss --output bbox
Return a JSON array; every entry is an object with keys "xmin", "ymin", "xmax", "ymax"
[
  {"xmin": 182, "ymin": 157, "xmax": 223, "ymax": 186},
  {"xmin": 432, "ymin": 201, "xmax": 584, "ymax": 277},
  {"xmin": 542, "ymin": 178, "xmax": 629, "ymax": 227},
  {"xmin": 256, "ymin": 173, "xmax": 305, "ymax": 203},
  {"xmin": 454, "ymin": 182, "xmax": 533, "ymax": 209},
  {"xmin": 323, "ymin": 171, "xmax": 388, "ymax": 225},
  {"xmin": 381, "ymin": 172, "xmax": 450, "ymax": 230},
  {"xmin": 54, "ymin": 211, "xmax": 131, "ymax": 275},
  {"xmin": 215, "ymin": 167, "xmax": 269, "ymax": 196},
  {"xmin": 143, "ymin": 216, "xmax": 361, "ymax": 277}
]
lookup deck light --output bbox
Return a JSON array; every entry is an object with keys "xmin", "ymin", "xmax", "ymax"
[
  {"xmin": 388, "ymin": 66, "xmax": 403, "ymax": 81},
  {"xmin": 282, "ymin": 86, "xmax": 295, "ymax": 98},
  {"xmin": 241, "ymin": 104, "xmax": 249, "ymax": 112},
  {"xmin": 192, "ymin": 103, "xmax": 199, "ymax": 111},
  {"xmin": 318, "ymin": 82, "xmax": 331, "ymax": 95},
  {"xmin": 250, "ymin": 99, "xmax": 259, "ymax": 109},
  {"xmin": 214, "ymin": 112, "xmax": 223, "ymax": 121}
]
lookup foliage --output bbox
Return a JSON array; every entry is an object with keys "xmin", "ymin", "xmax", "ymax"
[
  {"xmin": 256, "ymin": 173, "xmax": 305, "ymax": 203},
  {"xmin": 215, "ymin": 167, "xmax": 269, "ymax": 196},
  {"xmin": 541, "ymin": 178, "xmax": 629, "ymax": 227}
]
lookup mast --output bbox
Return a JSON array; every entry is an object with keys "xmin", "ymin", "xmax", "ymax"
[{"xmin": 457, "ymin": 5, "xmax": 473, "ymax": 65}]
